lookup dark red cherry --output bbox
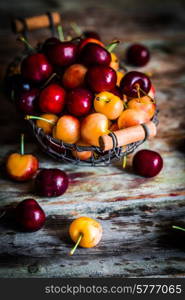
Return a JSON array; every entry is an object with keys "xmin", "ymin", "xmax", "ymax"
[
  {"xmin": 46, "ymin": 42, "xmax": 78, "ymax": 67},
  {"xmin": 133, "ymin": 149, "xmax": 163, "ymax": 178},
  {"xmin": 120, "ymin": 71, "xmax": 151, "ymax": 98},
  {"xmin": 39, "ymin": 83, "xmax": 66, "ymax": 114},
  {"xmin": 126, "ymin": 44, "xmax": 150, "ymax": 67},
  {"xmin": 80, "ymin": 43, "xmax": 111, "ymax": 66},
  {"xmin": 42, "ymin": 37, "xmax": 60, "ymax": 53},
  {"xmin": 35, "ymin": 168, "xmax": 69, "ymax": 197},
  {"xmin": 5, "ymin": 74, "xmax": 33, "ymax": 99},
  {"xmin": 17, "ymin": 88, "xmax": 39, "ymax": 114},
  {"xmin": 83, "ymin": 31, "xmax": 101, "ymax": 40},
  {"xmin": 67, "ymin": 87, "xmax": 93, "ymax": 117},
  {"xmin": 15, "ymin": 199, "xmax": 46, "ymax": 232},
  {"xmin": 110, "ymin": 86, "xmax": 123, "ymax": 99},
  {"xmin": 86, "ymin": 65, "xmax": 117, "ymax": 93}
]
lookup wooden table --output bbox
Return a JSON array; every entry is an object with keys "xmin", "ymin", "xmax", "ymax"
[{"xmin": 0, "ymin": 0, "xmax": 185, "ymax": 278}]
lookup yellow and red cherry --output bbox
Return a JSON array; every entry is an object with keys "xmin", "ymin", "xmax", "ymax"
[
  {"xmin": 69, "ymin": 217, "xmax": 103, "ymax": 255},
  {"xmin": 72, "ymin": 140, "xmax": 92, "ymax": 161},
  {"xmin": 46, "ymin": 41, "xmax": 78, "ymax": 67},
  {"xmin": 120, "ymin": 71, "xmax": 151, "ymax": 98},
  {"xmin": 53, "ymin": 115, "xmax": 80, "ymax": 144},
  {"xmin": 86, "ymin": 65, "xmax": 117, "ymax": 93},
  {"xmin": 110, "ymin": 52, "xmax": 119, "ymax": 71},
  {"xmin": 78, "ymin": 38, "xmax": 104, "ymax": 51},
  {"xmin": 39, "ymin": 83, "xmax": 66, "ymax": 114},
  {"xmin": 80, "ymin": 43, "xmax": 111, "ymax": 66},
  {"xmin": 116, "ymin": 70, "xmax": 125, "ymax": 86},
  {"xmin": 67, "ymin": 87, "xmax": 93, "ymax": 117},
  {"xmin": 6, "ymin": 134, "xmax": 39, "ymax": 182},
  {"xmin": 25, "ymin": 114, "xmax": 58, "ymax": 135},
  {"xmin": 118, "ymin": 109, "xmax": 149, "ymax": 129},
  {"xmin": 62, "ymin": 64, "xmax": 87, "ymax": 89},
  {"xmin": 133, "ymin": 150, "xmax": 163, "ymax": 177},
  {"xmin": 21, "ymin": 53, "xmax": 53, "ymax": 83},
  {"xmin": 148, "ymin": 84, "xmax": 156, "ymax": 99},
  {"xmin": 35, "ymin": 168, "xmax": 69, "ymax": 197},
  {"xmin": 94, "ymin": 91, "xmax": 123, "ymax": 120},
  {"xmin": 126, "ymin": 43, "xmax": 150, "ymax": 67},
  {"xmin": 15, "ymin": 199, "xmax": 46, "ymax": 232},
  {"xmin": 81, "ymin": 113, "xmax": 109, "ymax": 146},
  {"xmin": 127, "ymin": 96, "xmax": 156, "ymax": 119},
  {"xmin": 16, "ymin": 88, "xmax": 39, "ymax": 114}
]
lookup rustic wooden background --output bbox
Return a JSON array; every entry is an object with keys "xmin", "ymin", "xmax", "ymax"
[{"xmin": 0, "ymin": 0, "xmax": 185, "ymax": 277}]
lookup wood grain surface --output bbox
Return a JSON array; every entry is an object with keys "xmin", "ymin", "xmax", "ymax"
[{"xmin": 0, "ymin": 0, "xmax": 185, "ymax": 278}]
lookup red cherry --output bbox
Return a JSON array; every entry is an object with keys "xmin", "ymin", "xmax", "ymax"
[
  {"xmin": 17, "ymin": 88, "xmax": 39, "ymax": 114},
  {"xmin": 46, "ymin": 42, "xmax": 78, "ymax": 67},
  {"xmin": 21, "ymin": 53, "xmax": 53, "ymax": 83},
  {"xmin": 15, "ymin": 199, "xmax": 46, "ymax": 232},
  {"xmin": 42, "ymin": 37, "xmax": 60, "ymax": 53},
  {"xmin": 67, "ymin": 88, "xmax": 93, "ymax": 117},
  {"xmin": 110, "ymin": 86, "xmax": 123, "ymax": 99},
  {"xmin": 80, "ymin": 43, "xmax": 111, "ymax": 66},
  {"xmin": 39, "ymin": 83, "xmax": 66, "ymax": 114},
  {"xmin": 83, "ymin": 31, "xmax": 101, "ymax": 40},
  {"xmin": 133, "ymin": 150, "xmax": 163, "ymax": 177},
  {"xmin": 86, "ymin": 65, "xmax": 117, "ymax": 93},
  {"xmin": 120, "ymin": 71, "xmax": 151, "ymax": 98},
  {"xmin": 126, "ymin": 44, "xmax": 150, "ymax": 67},
  {"xmin": 35, "ymin": 168, "xmax": 69, "ymax": 197}
]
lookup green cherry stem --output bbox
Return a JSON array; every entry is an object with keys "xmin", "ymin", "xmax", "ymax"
[
  {"xmin": 20, "ymin": 133, "xmax": 25, "ymax": 155},
  {"xmin": 70, "ymin": 22, "xmax": 82, "ymax": 36},
  {"xmin": 41, "ymin": 72, "xmax": 57, "ymax": 89},
  {"xmin": 70, "ymin": 233, "xmax": 83, "ymax": 256},
  {"xmin": 25, "ymin": 115, "xmax": 55, "ymax": 125},
  {"xmin": 57, "ymin": 25, "xmax": 65, "ymax": 41},
  {"xmin": 106, "ymin": 40, "xmax": 120, "ymax": 53},
  {"xmin": 172, "ymin": 225, "xmax": 185, "ymax": 232},
  {"xmin": 17, "ymin": 36, "xmax": 34, "ymax": 51}
]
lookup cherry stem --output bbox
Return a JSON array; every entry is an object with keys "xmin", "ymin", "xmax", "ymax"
[
  {"xmin": 70, "ymin": 233, "xmax": 83, "ymax": 256},
  {"xmin": 57, "ymin": 25, "xmax": 65, "ymax": 41},
  {"xmin": 96, "ymin": 96, "xmax": 111, "ymax": 103},
  {"xmin": 138, "ymin": 86, "xmax": 156, "ymax": 103},
  {"xmin": 41, "ymin": 72, "xmax": 57, "ymax": 89},
  {"xmin": 25, "ymin": 115, "xmax": 55, "ymax": 125},
  {"xmin": 20, "ymin": 133, "xmax": 24, "ymax": 155},
  {"xmin": 17, "ymin": 36, "xmax": 34, "ymax": 50},
  {"xmin": 135, "ymin": 83, "xmax": 141, "ymax": 99},
  {"xmin": 70, "ymin": 22, "xmax": 82, "ymax": 36},
  {"xmin": 106, "ymin": 40, "xmax": 120, "ymax": 53},
  {"xmin": 172, "ymin": 225, "xmax": 185, "ymax": 232}
]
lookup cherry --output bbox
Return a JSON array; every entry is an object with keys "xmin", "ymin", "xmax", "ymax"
[
  {"xmin": 120, "ymin": 71, "xmax": 151, "ymax": 98},
  {"xmin": 46, "ymin": 41, "xmax": 78, "ymax": 67},
  {"xmin": 35, "ymin": 168, "xmax": 69, "ymax": 197},
  {"xmin": 133, "ymin": 149, "xmax": 163, "ymax": 178},
  {"xmin": 42, "ymin": 37, "xmax": 60, "ymax": 54},
  {"xmin": 15, "ymin": 199, "xmax": 46, "ymax": 232},
  {"xmin": 67, "ymin": 87, "xmax": 93, "ymax": 117},
  {"xmin": 39, "ymin": 83, "xmax": 66, "ymax": 114},
  {"xmin": 80, "ymin": 43, "xmax": 111, "ymax": 66},
  {"xmin": 21, "ymin": 53, "xmax": 53, "ymax": 83},
  {"xmin": 5, "ymin": 74, "xmax": 33, "ymax": 99},
  {"xmin": 126, "ymin": 44, "xmax": 150, "ymax": 67},
  {"xmin": 86, "ymin": 65, "xmax": 117, "ymax": 93},
  {"xmin": 110, "ymin": 86, "xmax": 123, "ymax": 99},
  {"xmin": 83, "ymin": 31, "xmax": 101, "ymax": 40},
  {"xmin": 16, "ymin": 88, "xmax": 39, "ymax": 114}
]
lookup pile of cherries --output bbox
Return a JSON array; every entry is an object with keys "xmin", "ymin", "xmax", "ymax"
[
  {"xmin": 4, "ymin": 27, "xmax": 164, "ymax": 254},
  {"xmin": 6, "ymin": 27, "xmax": 157, "ymax": 160}
]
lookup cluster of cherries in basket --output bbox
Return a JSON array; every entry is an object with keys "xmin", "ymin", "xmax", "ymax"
[{"xmin": 4, "ymin": 28, "xmax": 164, "ymax": 254}]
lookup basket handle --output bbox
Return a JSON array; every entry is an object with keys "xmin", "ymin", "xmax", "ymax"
[{"xmin": 12, "ymin": 12, "xmax": 61, "ymax": 35}]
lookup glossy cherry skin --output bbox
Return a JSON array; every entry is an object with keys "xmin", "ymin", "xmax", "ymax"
[
  {"xmin": 133, "ymin": 150, "xmax": 163, "ymax": 178},
  {"xmin": 67, "ymin": 88, "xmax": 93, "ymax": 117},
  {"xmin": 15, "ymin": 199, "xmax": 46, "ymax": 232},
  {"xmin": 86, "ymin": 65, "xmax": 117, "ymax": 93},
  {"xmin": 17, "ymin": 88, "xmax": 39, "ymax": 114},
  {"xmin": 83, "ymin": 31, "xmax": 101, "ymax": 40},
  {"xmin": 46, "ymin": 42, "xmax": 78, "ymax": 67},
  {"xmin": 120, "ymin": 71, "xmax": 151, "ymax": 98},
  {"xmin": 80, "ymin": 43, "xmax": 111, "ymax": 66},
  {"xmin": 39, "ymin": 84, "xmax": 66, "ymax": 114},
  {"xmin": 21, "ymin": 53, "xmax": 53, "ymax": 83},
  {"xmin": 42, "ymin": 37, "xmax": 60, "ymax": 54},
  {"xmin": 126, "ymin": 44, "xmax": 150, "ymax": 67},
  {"xmin": 35, "ymin": 168, "xmax": 69, "ymax": 197},
  {"xmin": 110, "ymin": 86, "xmax": 123, "ymax": 99}
]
